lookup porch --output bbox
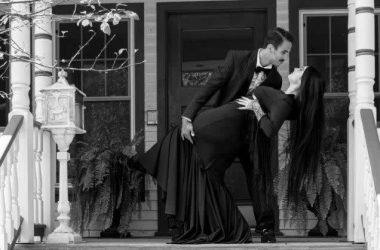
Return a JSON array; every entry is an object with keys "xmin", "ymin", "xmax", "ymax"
[
  {"xmin": 13, "ymin": 237, "xmax": 365, "ymax": 250},
  {"xmin": 0, "ymin": 0, "xmax": 380, "ymax": 249}
]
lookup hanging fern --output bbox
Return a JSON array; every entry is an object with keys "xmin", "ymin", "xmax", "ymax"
[{"xmin": 276, "ymin": 125, "xmax": 347, "ymax": 236}]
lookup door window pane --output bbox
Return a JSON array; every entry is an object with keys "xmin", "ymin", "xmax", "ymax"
[
  {"xmin": 182, "ymin": 71, "xmax": 212, "ymax": 87},
  {"xmin": 182, "ymin": 28, "xmax": 254, "ymax": 62},
  {"xmin": 181, "ymin": 28, "xmax": 253, "ymax": 87}
]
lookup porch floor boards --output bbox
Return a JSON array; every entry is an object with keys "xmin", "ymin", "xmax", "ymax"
[{"xmin": 14, "ymin": 237, "xmax": 366, "ymax": 250}]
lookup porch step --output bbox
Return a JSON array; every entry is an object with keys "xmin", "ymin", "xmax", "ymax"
[{"xmin": 14, "ymin": 238, "xmax": 366, "ymax": 250}]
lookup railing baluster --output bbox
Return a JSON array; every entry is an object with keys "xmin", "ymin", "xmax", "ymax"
[
  {"xmin": 0, "ymin": 116, "xmax": 24, "ymax": 247},
  {"xmin": 11, "ymin": 136, "xmax": 20, "ymax": 229},
  {"xmin": 5, "ymin": 150, "xmax": 14, "ymax": 243},
  {"xmin": 36, "ymin": 129, "xmax": 43, "ymax": 224},
  {"xmin": 0, "ymin": 161, "xmax": 7, "ymax": 250}
]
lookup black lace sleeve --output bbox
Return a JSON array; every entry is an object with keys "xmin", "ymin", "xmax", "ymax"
[{"xmin": 252, "ymin": 87, "xmax": 295, "ymax": 138}]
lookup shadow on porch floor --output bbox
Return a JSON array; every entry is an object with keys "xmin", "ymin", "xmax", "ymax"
[{"xmin": 14, "ymin": 237, "xmax": 366, "ymax": 250}]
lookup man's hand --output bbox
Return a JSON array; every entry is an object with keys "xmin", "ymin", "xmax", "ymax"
[{"xmin": 181, "ymin": 117, "xmax": 195, "ymax": 144}]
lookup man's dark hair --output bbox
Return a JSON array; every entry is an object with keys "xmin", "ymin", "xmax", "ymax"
[{"xmin": 263, "ymin": 27, "xmax": 294, "ymax": 48}]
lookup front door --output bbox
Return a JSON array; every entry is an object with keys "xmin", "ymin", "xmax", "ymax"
[{"xmin": 157, "ymin": 1, "xmax": 276, "ymax": 235}]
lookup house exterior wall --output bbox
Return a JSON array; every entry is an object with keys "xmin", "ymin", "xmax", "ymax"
[{"xmin": 133, "ymin": 0, "xmax": 292, "ymax": 237}]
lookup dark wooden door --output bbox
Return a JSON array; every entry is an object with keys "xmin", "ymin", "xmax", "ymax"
[
  {"xmin": 157, "ymin": 1, "xmax": 276, "ymax": 235},
  {"xmin": 169, "ymin": 13, "xmax": 266, "ymax": 197}
]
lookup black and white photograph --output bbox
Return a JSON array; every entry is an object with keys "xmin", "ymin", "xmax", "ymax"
[{"xmin": 0, "ymin": 0, "xmax": 379, "ymax": 249}]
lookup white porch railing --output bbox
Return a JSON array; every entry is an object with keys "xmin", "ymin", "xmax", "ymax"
[
  {"xmin": 0, "ymin": 115, "xmax": 23, "ymax": 250},
  {"xmin": 360, "ymin": 109, "xmax": 380, "ymax": 250},
  {"xmin": 0, "ymin": 117, "xmax": 54, "ymax": 250}
]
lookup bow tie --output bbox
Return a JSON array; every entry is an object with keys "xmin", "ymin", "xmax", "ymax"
[{"xmin": 255, "ymin": 66, "xmax": 271, "ymax": 75}]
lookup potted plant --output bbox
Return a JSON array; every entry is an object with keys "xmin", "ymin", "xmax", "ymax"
[{"xmin": 69, "ymin": 103, "xmax": 144, "ymax": 237}]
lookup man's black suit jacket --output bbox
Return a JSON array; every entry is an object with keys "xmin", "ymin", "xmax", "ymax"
[{"xmin": 182, "ymin": 49, "xmax": 282, "ymax": 121}]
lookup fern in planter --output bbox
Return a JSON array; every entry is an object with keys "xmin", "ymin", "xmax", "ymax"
[
  {"xmin": 69, "ymin": 103, "xmax": 144, "ymax": 237},
  {"xmin": 276, "ymin": 126, "xmax": 347, "ymax": 236}
]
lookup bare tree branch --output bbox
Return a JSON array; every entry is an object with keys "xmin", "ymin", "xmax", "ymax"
[
  {"xmin": 67, "ymin": 30, "xmax": 96, "ymax": 67},
  {"xmin": 90, "ymin": 33, "xmax": 114, "ymax": 69},
  {"xmin": 2, "ymin": 49, "xmax": 145, "ymax": 73},
  {"xmin": 0, "ymin": 0, "xmax": 145, "ymax": 85}
]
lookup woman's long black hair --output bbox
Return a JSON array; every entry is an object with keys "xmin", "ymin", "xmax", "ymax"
[{"xmin": 287, "ymin": 66, "xmax": 326, "ymax": 203}]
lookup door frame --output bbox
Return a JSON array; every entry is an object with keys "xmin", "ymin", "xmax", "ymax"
[{"xmin": 156, "ymin": 0, "xmax": 276, "ymax": 236}]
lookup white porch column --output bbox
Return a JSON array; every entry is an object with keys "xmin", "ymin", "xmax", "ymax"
[
  {"xmin": 354, "ymin": 0, "xmax": 375, "ymax": 243},
  {"xmin": 9, "ymin": 0, "xmax": 34, "ymax": 242},
  {"xmin": 347, "ymin": 0, "xmax": 356, "ymax": 241},
  {"xmin": 33, "ymin": 0, "xmax": 56, "ymax": 237}
]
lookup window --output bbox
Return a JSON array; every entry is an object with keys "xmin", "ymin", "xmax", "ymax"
[
  {"xmin": 301, "ymin": 11, "xmax": 380, "ymax": 122},
  {"xmin": 58, "ymin": 21, "xmax": 130, "ymax": 100},
  {"xmin": 57, "ymin": 20, "xmax": 133, "ymax": 145},
  {"xmin": 56, "ymin": 18, "xmax": 136, "ymax": 196}
]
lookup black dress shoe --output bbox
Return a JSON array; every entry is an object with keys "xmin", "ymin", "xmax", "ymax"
[{"xmin": 260, "ymin": 229, "xmax": 276, "ymax": 243}]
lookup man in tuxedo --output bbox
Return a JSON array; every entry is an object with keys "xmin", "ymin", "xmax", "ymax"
[{"xmin": 181, "ymin": 27, "xmax": 294, "ymax": 243}]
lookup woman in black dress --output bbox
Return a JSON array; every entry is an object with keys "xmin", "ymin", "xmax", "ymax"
[{"xmin": 138, "ymin": 66, "xmax": 325, "ymax": 243}]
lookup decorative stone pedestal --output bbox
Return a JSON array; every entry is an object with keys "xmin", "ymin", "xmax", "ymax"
[
  {"xmin": 46, "ymin": 231, "xmax": 82, "ymax": 244},
  {"xmin": 40, "ymin": 70, "xmax": 86, "ymax": 244},
  {"xmin": 46, "ymin": 128, "xmax": 82, "ymax": 244}
]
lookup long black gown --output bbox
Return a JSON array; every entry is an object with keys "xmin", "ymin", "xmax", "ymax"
[{"xmin": 138, "ymin": 86, "xmax": 295, "ymax": 244}]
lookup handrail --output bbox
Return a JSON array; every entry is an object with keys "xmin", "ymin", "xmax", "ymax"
[
  {"xmin": 9, "ymin": 217, "xmax": 23, "ymax": 250},
  {"xmin": 360, "ymin": 108, "xmax": 380, "ymax": 250},
  {"xmin": 0, "ymin": 116, "xmax": 23, "ymax": 167},
  {"xmin": 361, "ymin": 109, "xmax": 380, "ymax": 194}
]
